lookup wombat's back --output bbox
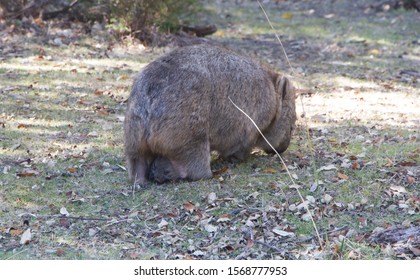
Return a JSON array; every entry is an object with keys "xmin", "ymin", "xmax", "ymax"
[{"xmin": 127, "ymin": 45, "xmax": 279, "ymax": 158}]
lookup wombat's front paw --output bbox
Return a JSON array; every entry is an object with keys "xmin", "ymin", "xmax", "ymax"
[{"xmin": 131, "ymin": 179, "xmax": 149, "ymax": 190}]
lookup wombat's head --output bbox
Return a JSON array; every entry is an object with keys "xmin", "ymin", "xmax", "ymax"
[
  {"xmin": 149, "ymin": 157, "xmax": 177, "ymax": 184},
  {"xmin": 277, "ymin": 76, "xmax": 297, "ymax": 152},
  {"xmin": 270, "ymin": 75, "xmax": 297, "ymax": 153},
  {"xmin": 149, "ymin": 157, "xmax": 190, "ymax": 183}
]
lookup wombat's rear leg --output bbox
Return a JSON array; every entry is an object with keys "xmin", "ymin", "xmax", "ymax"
[{"xmin": 127, "ymin": 155, "xmax": 152, "ymax": 186}]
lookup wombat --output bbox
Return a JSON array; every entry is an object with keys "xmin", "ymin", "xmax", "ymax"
[{"xmin": 124, "ymin": 44, "xmax": 297, "ymax": 185}]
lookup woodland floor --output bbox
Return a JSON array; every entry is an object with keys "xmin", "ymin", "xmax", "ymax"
[{"xmin": 0, "ymin": 0, "xmax": 419, "ymax": 259}]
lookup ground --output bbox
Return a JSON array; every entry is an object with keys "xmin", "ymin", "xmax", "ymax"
[{"xmin": 0, "ymin": 0, "xmax": 419, "ymax": 260}]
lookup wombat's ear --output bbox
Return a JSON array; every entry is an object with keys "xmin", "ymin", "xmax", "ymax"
[{"xmin": 276, "ymin": 75, "xmax": 295, "ymax": 100}]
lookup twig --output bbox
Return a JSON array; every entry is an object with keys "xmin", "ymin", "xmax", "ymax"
[
  {"xmin": 300, "ymin": 226, "xmax": 349, "ymax": 243},
  {"xmin": 228, "ymin": 97, "xmax": 323, "ymax": 250},
  {"xmin": 255, "ymin": 240, "xmax": 286, "ymax": 254},
  {"xmin": 5, "ymin": 248, "xmax": 29, "ymax": 260},
  {"xmin": 257, "ymin": 0, "xmax": 293, "ymax": 70},
  {"xmin": 39, "ymin": 215, "xmax": 110, "ymax": 221},
  {"xmin": 300, "ymin": 95, "xmax": 318, "ymax": 184},
  {"xmin": 255, "ymin": 0, "xmax": 324, "ymax": 251}
]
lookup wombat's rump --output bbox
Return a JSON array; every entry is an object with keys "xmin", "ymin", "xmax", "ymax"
[{"xmin": 124, "ymin": 44, "xmax": 296, "ymax": 185}]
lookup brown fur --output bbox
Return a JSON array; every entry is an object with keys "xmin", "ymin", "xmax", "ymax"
[{"xmin": 124, "ymin": 44, "xmax": 297, "ymax": 185}]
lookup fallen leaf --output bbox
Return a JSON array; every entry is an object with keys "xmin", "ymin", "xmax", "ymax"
[
  {"xmin": 192, "ymin": 250, "xmax": 205, "ymax": 257},
  {"xmin": 207, "ymin": 192, "xmax": 217, "ymax": 204},
  {"xmin": 282, "ymin": 12, "xmax": 293, "ymax": 20},
  {"xmin": 89, "ymin": 228, "xmax": 97, "ymax": 236},
  {"xmin": 66, "ymin": 167, "xmax": 78, "ymax": 173},
  {"xmin": 297, "ymin": 200, "xmax": 310, "ymax": 210},
  {"xmin": 318, "ymin": 164, "xmax": 337, "ymax": 171},
  {"xmin": 337, "ymin": 172, "xmax": 349, "ymax": 180},
  {"xmin": 60, "ymin": 207, "xmax": 70, "ymax": 216},
  {"xmin": 158, "ymin": 219, "xmax": 168, "ymax": 229},
  {"xmin": 289, "ymin": 184, "xmax": 301, "ymax": 189},
  {"xmin": 383, "ymin": 244, "xmax": 395, "ymax": 257},
  {"xmin": 260, "ymin": 168, "xmax": 277, "ymax": 174},
  {"xmin": 87, "ymin": 131, "xmax": 98, "ymax": 137},
  {"xmin": 246, "ymin": 238, "xmax": 254, "ymax": 248},
  {"xmin": 398, "ymin": 161, "xmax": 416, "ymax": 167},
  {"xmin": 324, "ymin": 194, "xmax": 333, "ymax": 204},
  {"xmin": 407, "ymin": 176, "xmax": 415, "ymax": 184},
  {"xmin": 183, "ymin": 202, "xmax": 195, "ymax": 213},
  {"xmin": 390, "ymin": 185, "xmax": 407, "ymax": 196},
  {"xmin": 272, "ymin": 228, "xmax": 295, "ymax": 237},
  {"xmin": 20, "ymin": 228, "xmax": 31, "ymax": 245},
  {"xmin": 9, "ymin": 228, "xmax": 23, "ymax": 236},
  {"xmin": 17, "ymin": 169, "xmax": 39, "ymax": 177},
  {"xmin": 348, "ymin": 250, "xmax": 360, "ymax": 259},
  {"xmin": 17, "ymin": 123, "xmax": 29, "ymax": 129},
  {"xmin": 217, "ymin": 214, "xmax": 231, "ymax": 223},
  {"xmin": 117, "ymin": 75, "xmax": 129, "ymax": 80},
  {"xmin": 351, "ymin": 161, "xmax": 359, "ymax": 170},
  {"xmin": 204, "ymin": 223, "xmax": 218, "ymax": 233},
  {"xmin": 358, "ymin": 217, "xmax": 367, "ymax": 228},
  {"xmin": 213, "ymin": 166, "xmax": 229, "ymax": 176},
  {"xmin": 56, "ymin": 248, "xmax": 65, "ymax": 257},
  {"xmin": 301, "ymin": 212, "xmax": 312, "ymax": 222},
  {"xmin": 310, "ymin": 182, "xmax": 318, "ymax": 192}
]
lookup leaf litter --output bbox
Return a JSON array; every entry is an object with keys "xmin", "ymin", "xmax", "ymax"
[{"xmin": 0, "ymin": 0, "xmax": 419, "ymax": 260}]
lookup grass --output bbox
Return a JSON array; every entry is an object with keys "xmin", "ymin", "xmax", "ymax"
[{"xmin": 1, "ymin": 1, "xmax": 419, "ymax": 260}]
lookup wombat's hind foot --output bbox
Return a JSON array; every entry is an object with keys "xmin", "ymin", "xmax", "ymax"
[{"xmin": 127, "ymin": 156, "xmax": 151, "ymax": 187}]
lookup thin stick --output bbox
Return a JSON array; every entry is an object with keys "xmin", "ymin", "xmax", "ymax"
[
  {"xmin": 228, "ymin": 97, "xmax": 323, "ymax": 249},
  {"xmin": 255, "ymin": 0, "xmax": 323, "ymax": 250},
  {"xmin": 39, "ymin": 215, "xmax": 110, "ymax": 221},
  {"xmin": 300, "ymin": 95, "xmax": 318, "ymax": 183},
  {"xmin": 5, "ymin": 248, "xmax": 29, "ymax": 260},
  {"xmin": 257, "ymin": 0, "xmax": 293, "ymax": 70}
]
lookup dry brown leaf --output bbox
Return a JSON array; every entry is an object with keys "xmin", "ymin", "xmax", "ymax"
[
  {"xmin": 17, "ymin": 169, "xmax": 39, "ymax": 177},
  {"xmin": 398, "ymin": 161, "xmax": 416, "ymax": 167},
  {"xmin": 9, "ymin": 228, "xmax": 23, "ymax": 236},
  {"xmin": 66, "ymin": 167, "xmax": 78, "ymax": 173},
  {"xmin": 56, "ymin": 248, "xmax": 65, "ymax": 257},
  {"xmin": 337, "ymin": 172, "xmax": 349, "ymax": 180},
  {"xmin": 212, "ymin": 166, "xmax": 228, "ymax": 176},
  {"xmin": 282, "ymin": 12, "xmax": 293, "ymax": 20},
  {"xmin": 158, "ymin": 219, "xmax": 168, "ymax": 229},
  {"xmin": 117, "ymin": 75, "xmax": 129, "ymax": 80},
  {"xmin": 246, "ymin": 238, "xmax": 254, "ymax": 248},
  {"xmin": 217, "ymin": 214, "xmax": 231, "ymax": 223},
  {"xmin": 17, "ymin": 123, "xmax": 29, "ymax": 129},
  {"xmin": 260, "ymin": 168, "xmax": 278, "ymax": 174},
  {"xmin": 183, "ymin": 202, "xmax": 195, "ymax": 213},
  {"xmin": 407, "ymin": 176, "xmax": 415, "ymax": 185}
]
